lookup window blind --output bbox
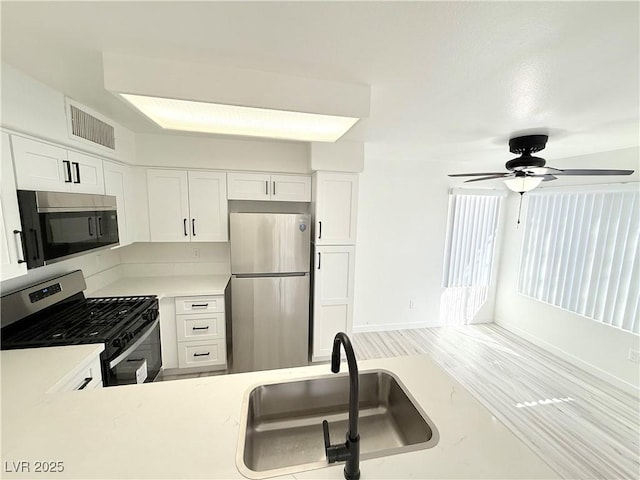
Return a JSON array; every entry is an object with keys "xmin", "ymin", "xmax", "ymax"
[
  {"xmin": 440, "ymin": 192, "xmax": 503, "ymax": 325},
  {"xmin": 518, "ymin": 186, "xmax": 639, "ymax": 334},
  {"xmin": 442, "ymin": 193, "xmax": 503, "ymax": 288}
]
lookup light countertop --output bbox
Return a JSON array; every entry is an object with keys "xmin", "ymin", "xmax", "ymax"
[
  {"xmin": 89, "ymin": 274, "xmax": 230, "ymax": 299},
  {"xmin": 1, "ymin": 346, "xmax": 559, "ymax": 479}
]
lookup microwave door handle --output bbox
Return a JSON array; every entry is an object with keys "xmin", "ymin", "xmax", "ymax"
[
  {"xmin": 108, "ymin": 318, "xmax": 160, "ymax": 369},
  {"xmin": 31, "ymin": 229, "xmax": 41, "ymax": 260}
]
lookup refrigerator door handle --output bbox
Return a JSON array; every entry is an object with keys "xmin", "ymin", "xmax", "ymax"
[{"xmin": 233, "ymin": 272, "xmax": 308, "ymax": 278}]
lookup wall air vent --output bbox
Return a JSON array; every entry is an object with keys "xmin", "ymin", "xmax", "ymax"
[{"xmin": 66, "ymin": 98, "xmax": 116, "ymax": 150}]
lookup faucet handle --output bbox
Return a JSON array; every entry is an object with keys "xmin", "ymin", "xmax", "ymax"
[{"xmin": 322, "ymin": 420, "xmax": 333, "ymax": 460}]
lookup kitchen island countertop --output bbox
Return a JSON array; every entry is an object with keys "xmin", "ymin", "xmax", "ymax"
[
  {"xmin": 0, "ymin": 344, "xmax": 558, "ymax": 480},
  {"xmin": 89, "ymin": 274, "xmax": 230, "ymax": 299}
]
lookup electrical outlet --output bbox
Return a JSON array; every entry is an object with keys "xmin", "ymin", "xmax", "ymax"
[
  {"xmin": 409, "ymin": 299, "xmax": 415, "ymax": 309},
  {"xmin": 193, "ymin": 248, "xmax": 200, "ymax": 258},
  {"xmin": 628, "ymin": 348, "xmax": 640, "ymax": 363}
]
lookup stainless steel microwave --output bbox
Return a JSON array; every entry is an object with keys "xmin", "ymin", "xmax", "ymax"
[{"xmin": 16, "ymin": 190, "xmax": 119, "ymax": 269}]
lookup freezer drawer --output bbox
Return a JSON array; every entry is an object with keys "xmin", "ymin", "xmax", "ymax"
[
  {"xmin": 231, "ymin": 275, "xmax": 309, "ymax": 373},
  {"xmin": 230, "ymin": 213, "xmax": 310, "ymax": 274}
]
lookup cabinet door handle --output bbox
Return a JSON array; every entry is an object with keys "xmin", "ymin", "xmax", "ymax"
[
  {"xmin": 192, "ymin": 326, "xmax": 210, "ymax": 331},
  {"xmin": 98, "ymin": 217, "xmax": 103, "ymax": 237},
  {"xmin": 183, "ymin": 218, "xmax": 188, "ymax": 236},
  {"xmin": 77, "ymin": 377, "xmax": 92, "ymax": 390},
  {"xmin": 318, "ymin": 221, "xmax": 322, "ymax": 239},
  {"xmin": 63, "ymin": 160, "xmax": 72, "ymax": 183},
  {"xmin": 191, "ymin": 303, "xmax": 209, "ymax": 308},
  {"xmin": 88, "ymin": 217, "xmax": 94, "ymax": 236},
  {"xmin": 192, "ymin": 219, "xmax": 196, "ymax": 237},
  {"xmin": 265, "ymin": 180, "xmax": 269, "ymax": 195},
  {"xmin": 13, "ymin": 230, "xmax": 26, "ymax": 264},
  {"xmin": 318, "ymin": 252, "xmax": 321, "ymax": 270},
  {"xmin": 73, "ymin": 162, "xmax": 81, "ymax": 183},
  {"xmin": 193, "ymin": 352, "xmax": 210, "ymax": 357},
  {"xmin": 273, "ymin": 181, "xmax": 276, "ymax": 196}
]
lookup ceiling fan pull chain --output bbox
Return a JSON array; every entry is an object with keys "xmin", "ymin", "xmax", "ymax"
[{"xmin": 517, "ymin": 192, "xmax": 524, "ymax": 228}]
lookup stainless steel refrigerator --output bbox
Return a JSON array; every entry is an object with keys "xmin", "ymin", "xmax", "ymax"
[{"xmin": 230, "ymin": 213, "xmax": 310, "ymax": 373}]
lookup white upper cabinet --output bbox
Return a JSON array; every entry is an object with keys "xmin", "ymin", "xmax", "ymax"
[
  {"xmin": 227, "ymin": 172, "xmax": 270, "ymax": 201},
  {"xmin": 187, "ymin": 171, "xmax": 228, "ymax": 242},
  {"xmin": 313, "ymin": 172, "xmax": 359, "ymax": 245},
  {"xmin": 12, "ymin": 136, "xmax": 104, "ymax": 194},
  {"xmin": 103, "ymin": 160, "xmax": 135, "ymax": 247},
  {"xmin": 271, "ymin": 174, "xmax": 311, "ymax": 202},
  {"xmin": 227, "ymin": 172, "xmax": 311, "ymax": 202},
  {"xmin": 147, "ymin": 169, "xmax": 191, "ymax": 242},
  {"xmin": 147, "ymin": 169, "xmax": 228, "ymax": 243},
  {"xmin": 1, "ymin": 133, "xmax": 27, "ymax": 280},
  {"xmin": 12, "ymin": 136, "xmax": 69, "ymax": 191},
  {"xmin": 311, "ymin": 245, "xmax": 356, "ymax": 361}
]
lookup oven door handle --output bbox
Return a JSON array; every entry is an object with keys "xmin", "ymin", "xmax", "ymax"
[{"xmin": 108, "ymin": 318, "xmax": 159, "ymax": 369}]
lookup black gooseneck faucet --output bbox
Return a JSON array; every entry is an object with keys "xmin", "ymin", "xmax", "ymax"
[{"xmin": 322, "ymin": 332, "xmax": 360, "ymax": 480}]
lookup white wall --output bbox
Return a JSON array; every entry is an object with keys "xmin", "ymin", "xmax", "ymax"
[
  {"xmin": 494, "ymin": 148, "xmax": 640, "ymax": 394},
  {"xmin": 1, "ymin": 63, "xmax": 137, "ymax": 163},
  {"xmin": 353, "ymin": 157, "xmax": 450, "ymax": 331},
  {"xmin": 135, "ymin": 133, "xmax": 310, "ymax": 173}
]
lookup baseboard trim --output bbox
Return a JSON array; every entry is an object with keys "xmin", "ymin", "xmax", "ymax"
[
  {"xmin": 352, "ymin": 321, "xmax": 438, "ymax": 333},
  {"xmin": 496, "ymin": 320, "xmax": 640, "ymax": 398}
]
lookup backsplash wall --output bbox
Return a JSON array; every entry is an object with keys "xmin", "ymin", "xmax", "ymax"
[
  {"xmin": 0, "ymin": 248, "xmax": 123, "ymax": 296},
  {"xmin": 117, "ymin": 242, "xmax": 231, "ymax": 277}
]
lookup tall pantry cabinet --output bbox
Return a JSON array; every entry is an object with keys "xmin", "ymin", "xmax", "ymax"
[{"xmin": 311, "ymin": 172, "xmax": 358, "ymax": 361}]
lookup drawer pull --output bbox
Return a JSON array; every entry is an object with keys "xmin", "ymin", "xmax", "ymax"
[
  {"xmin": 191, "ymin": 303, "xmax": 209, "ymax": 308},
  {"xmin": 77, "ymin": 377, "xmax": 92, "ymax": 390},
  {"xmin": 192, "ymin": 326, "xmax": 210, "ymax": 331},
  {"xmin": 193, "ymin": 352, "xmax": 210, "ymax": 357}
]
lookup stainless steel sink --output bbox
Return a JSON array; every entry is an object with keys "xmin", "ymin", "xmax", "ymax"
[{"xmin": 236, "ymin": 369, "xmax": 439, "ymax": 479}]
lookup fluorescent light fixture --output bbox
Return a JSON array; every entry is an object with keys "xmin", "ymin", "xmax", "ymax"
[
  {"xmin": 119, "ymin": 93, "xmax": 359, "ymax": 142},
  {"xmin": 503, "ymin": 176, "xmax": 543, "ymax": 193}
]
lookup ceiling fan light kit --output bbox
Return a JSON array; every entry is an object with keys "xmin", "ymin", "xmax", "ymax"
[{"xmin": 503, "ymin": 175, "xmax": 543, "ymax": 193}]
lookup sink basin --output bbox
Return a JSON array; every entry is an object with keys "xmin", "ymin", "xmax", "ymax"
[{"xmin": 236, "ymin": 369, "xmax": 439, "ymax": 479}]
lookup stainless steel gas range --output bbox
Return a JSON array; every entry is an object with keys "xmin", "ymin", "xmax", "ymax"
[{"xmin": 1, "ymin": 270, "xmax": 162, "ymax": 386}]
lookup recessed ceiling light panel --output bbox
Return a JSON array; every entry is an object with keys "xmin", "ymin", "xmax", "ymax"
[{"xmin": 120, "ymin": 93, "xmax": 359, "ymax": 142}]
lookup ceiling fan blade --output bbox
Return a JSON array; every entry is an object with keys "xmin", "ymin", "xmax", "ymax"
[
  {"xmin": 525, "ymin": 166, "xmax": 563, "ymax": 175},
  {"xmin": 464, "ymin": 174, "xmax": 512, "ymax": 183},
  {"xmin": 549, "ymin": 168, "xmax": 635, "ymax": 176},
  {"xmin": 448, "ymin": 172, "xmax": 507, "ymax": 177},
  {"xmin": 541, "ymin": 174, "xmax": 557, "ymax": 182}
]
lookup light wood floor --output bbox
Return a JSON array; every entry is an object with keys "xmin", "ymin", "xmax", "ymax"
[{"xmin": 352, "ymin": 324, "xmax": 640, "ymax": 479}]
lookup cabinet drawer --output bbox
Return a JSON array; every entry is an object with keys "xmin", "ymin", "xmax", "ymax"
[
  {"xmin": 176, "ymin": 313, "xmax": 225, "ymax": 342},
  {"xmin": 50, "ymin": 355, "xmax": 103, "ymax": 393},
  {"xmin": 178, "ymin": 340, "xmax": 226, "ymax": 368},
  {"xmin": 175, "ymin": 296, "xmax": 224, "ymax": 314}
]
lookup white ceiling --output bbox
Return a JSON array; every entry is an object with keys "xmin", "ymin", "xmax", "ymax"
[{"xmin": 1, "ymin": 1, "xmax": 639, "ymax": 171}]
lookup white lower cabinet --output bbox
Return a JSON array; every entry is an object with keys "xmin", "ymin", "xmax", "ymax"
[
  {"xmin": 178, "ymin": 339, "xmax": 226, "ymax": 369},
  {"xmin": 49, "ymin": 354, "xmax": 103, "ymax": 393},
  {"xmin": 311, "ymin": 245, "xmax": 356, "ymax": 361},
  {"xmin": 174, "ymin": 295, "xmax": 228, "ymax": 371}
]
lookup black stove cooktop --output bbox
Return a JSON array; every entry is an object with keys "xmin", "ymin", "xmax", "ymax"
[{"xmin": 1, "ymin": 295, "xmax": 158, "ymax": 358}]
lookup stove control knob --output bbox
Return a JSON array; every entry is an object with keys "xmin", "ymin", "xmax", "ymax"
[{"xmin": 112, "ymin": 338, "xmax": 122, "ymax": 348}]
